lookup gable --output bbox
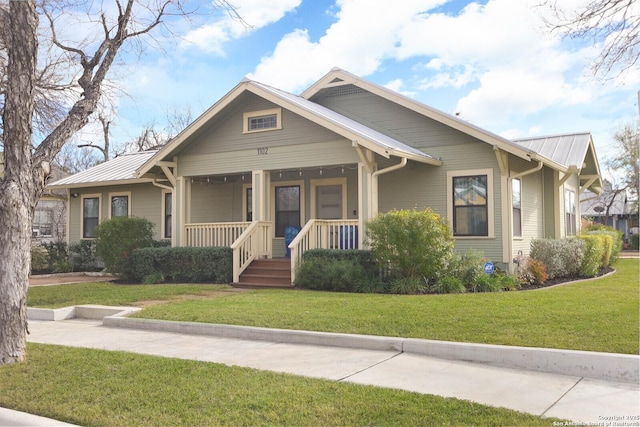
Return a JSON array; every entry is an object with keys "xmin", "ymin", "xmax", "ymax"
[
  {"xmin": 177, "ymin": 92, "xmax": 346, "ymax": 157},
  {"xmin": 310, "ymin": 84, "xmax": 482, "ymax": 151}
]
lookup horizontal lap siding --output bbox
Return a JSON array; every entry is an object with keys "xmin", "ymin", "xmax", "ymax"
[
  {"xmin": 379, "ymin": 143, "xmax": 504, "ymax": 262},
  {"xmin": 315, "ymin": 87, "xmax": 478, "ymax": 149},
  {"xmin": 67, "ymin": 183, "xmax": 163, "ymax": 243},
  {"xmin": 189, "ymin": 182, "xmax": 234, "ymax": 223},
  {"xmin": 510, "ymin": 155, "xmax": 544, "ymax": 258}
]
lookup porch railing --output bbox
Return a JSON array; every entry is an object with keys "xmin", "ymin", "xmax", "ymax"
[
  {"xmin": 289, "ymin": 219, "xmax": 359, "ymax": 283},
  {"xmin": 230, "ymin": 221, "xmax": 272, "ymax": 283},
  {"xmin": 184, "ymin": 222, "xmax": 251, "ymax": 247}
]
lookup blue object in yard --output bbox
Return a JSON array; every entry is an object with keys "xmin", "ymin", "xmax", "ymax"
[
  {"xmin": 339, "ymin": 225, "xmax": 358, "ymax": 249},
  {"xmin": 483, "ymin": 261, "xmax": 495, "ymax": 275},
  {"xmin": 284, "ymin": 226, "xmax": 301, "ymax": 257}
]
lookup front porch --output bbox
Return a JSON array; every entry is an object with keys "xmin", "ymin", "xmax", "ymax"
[{"xmin": 183, "ymin": 218, "xmax": 360, "ymax": 287}]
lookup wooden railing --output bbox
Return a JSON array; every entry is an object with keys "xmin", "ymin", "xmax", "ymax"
[
  {"xmin": 184, "ymin": 222, "xmax": 250, "ymax": 247},
  {"xmin": 289, "ymin": 219, "xmax": 359, "ymax": 283},
  {"xmin": 230, "ymin": 221, "xmax": 272, "ymax": 283}
]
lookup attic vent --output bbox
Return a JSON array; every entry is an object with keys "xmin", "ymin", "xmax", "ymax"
[
  {"xmin": 329, "ymin": 77, "xmax": 344, "ymax": 83},
  {"xmin": 325, "ymin": 84, "xmax": 366, "ymax": 97}
]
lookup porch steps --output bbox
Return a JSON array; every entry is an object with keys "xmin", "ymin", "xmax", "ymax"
[{"xmin": 233, "ymin": 258, "xmax": 293, "ymax": 289}]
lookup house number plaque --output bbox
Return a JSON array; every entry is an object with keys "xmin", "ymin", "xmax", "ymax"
[{"xmin": 257, "ymin": 147, "xmax": 268, "ymax": 155}]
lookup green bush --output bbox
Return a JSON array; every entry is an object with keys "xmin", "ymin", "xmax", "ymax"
[
  {"xmin": 124, "ymin": 246, "xmax": 232, "ymax": 284},
  {"xmin": 95, "ymin": 217, "xmax": 155, "ymax": 276},
  {"xmin": 576, "ymin": 235, "xmax": 606, "ymax": 277},
  {"xmin": 431, "ymin": 276, "xmax": 466, "ymax": 294},
  {"xmin": 68, "ymin": 240, "xmax": 100, "ymax": 272},
  {"xmin": 390, "ymin": 277, "xmax": 428, "ymax": 294},
  {"xmin": 366, "ymin": 209, "xmax": 454, "ymax": 286},
  {"xmin": 295, "ymin": 249, "xmax": 377, "ymax": 292},
  {"xmin": 632, "ymin": 233, "xmax": 640, "ymax": 250},
  {"xmin": 586, "ymin": 224, "xmax": 623, "ymax": 263},
  {"xmin": 42, "ymin": 242, "xmax": 70, "ymax": 272},
  {"xmin": 530, "ymin": 238, "xmax": 585, "ymax": 279},
  {"xmin": 445, "ymin": 249, "xmax": 485, "ymax": 290},
  {"xmin": 30, "ymin": 244, "xmax": 49, "ymax": 273}
]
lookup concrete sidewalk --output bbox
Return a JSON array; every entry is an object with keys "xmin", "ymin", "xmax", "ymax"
[{"xmin": 2, "ymin": 307, "xmax": 639, "ymax": 426}]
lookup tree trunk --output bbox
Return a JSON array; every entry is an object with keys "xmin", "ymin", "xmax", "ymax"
[{"xmin": 0, "ymin": 0, "xmax": 38, "ymax": 364}]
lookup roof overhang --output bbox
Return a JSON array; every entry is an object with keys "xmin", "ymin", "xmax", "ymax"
[{"xmin": 47, "ymin": 178, "xmax": 154, "ymax": 190}]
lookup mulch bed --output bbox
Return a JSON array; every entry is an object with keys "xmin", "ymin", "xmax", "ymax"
[{"xmin": 518, "ymin": 267, "xmax": 615, "ymax": 291}]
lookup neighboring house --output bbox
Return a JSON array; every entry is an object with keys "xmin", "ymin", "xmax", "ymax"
[
  {"xmin": 581, "ymin": 184, "xmax": 639, "ymax": 243},
  {"xmin": 1, "ymin": 152, "xmax": 68, "ymax": 242},
  {"xmin": 48, "ymin": 68, "xmax": 604, "ymax": 285}
]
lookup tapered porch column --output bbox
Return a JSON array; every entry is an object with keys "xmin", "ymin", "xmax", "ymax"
[{"xmin": 252, "ymin": 170, "xmax": 271, "ymax": 221}]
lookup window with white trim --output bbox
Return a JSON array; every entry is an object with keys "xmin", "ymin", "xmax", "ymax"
[
  {"xmin": 564, "ymin": 189, "xmax": 576, "ymax": 236},
  {"xmin": 243, "ymin": 108, "xmax": 282, "ymax": 133},
  {"xmin": 447, "ymin": 169, "xmax": 494, "ymax": 238},
  {"xmin": 512, "ymin": 178, "xmax": 522, "ymax": 237},
  {"xmin": 82, "ymin": 195, "xmax": 100, "ymax": 239},
  {"xmin": 162, "ymin": 191, "xmax": 172, "ymax": 239},
  {"xmin": 109, "ymin": 192, "xmax": 131, "ymax": 218}
]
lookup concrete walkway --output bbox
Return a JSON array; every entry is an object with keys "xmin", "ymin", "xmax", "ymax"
[{"xmin": 1, "ymin": 305, "xmax": 638, "ymax": 426}]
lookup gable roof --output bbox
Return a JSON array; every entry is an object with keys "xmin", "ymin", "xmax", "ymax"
[
  {"xmin": 48, "ymin": 151, "xmax": 157, "ymax": 189},
  {"xmin": 512, "ymin": 132, "xmax": 595, "ymax": 171},
  {"xmin": 138, "ymin": 77, "xmax": 443, "ymax": 177}
]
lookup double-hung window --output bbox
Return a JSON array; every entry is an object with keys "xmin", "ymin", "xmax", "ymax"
[
  {"xmin": 512, "ymin": 178, "xmax": 522, "ymax": 237},
  {"xmin": 163, "ymin": 192, "xmax": 172, "ymax": 239},
  {"xmin": 82, "ymin": 195, "xmax": 100, "ymax": 239},
  {"xmin": 448, "ymin": 169, "xmax": 493, "ymax": 238},
  {"xmin": 564, "ymin": 189, "xmax": 576, "ymax": 236}
]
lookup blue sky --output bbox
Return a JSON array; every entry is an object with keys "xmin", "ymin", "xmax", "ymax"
[{"xmin": 74, "ymin": 0, "xmax": 639, "ymax": 180}]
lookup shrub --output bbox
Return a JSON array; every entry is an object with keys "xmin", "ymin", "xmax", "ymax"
[
  {"xmin": 445, "ymin": 249, "xmax": 485, "ymax": 290},
  {"xmin": 124, "ymin": 246, "xmax": 232, "ymax": 284},
  {"xmin": 586, "ymin": 224, "xmax": 623, "ymax": 263},
  {"xmin": 295, "ymin": 249, "xmax": 376, "ymax": 292},
  {"xmin": 366, "ymin": 209, "xmax": 454, "ymax": 285},
  {"xmin": 390, "ymin": 277, "xmax": 428, "ymax": 294},
  {"xmin": 632, "ymin": 233, "xmax": 640, "ymax": 250},
  {"xmin": 523, "ymin": 258, "xmax": 548, "ymax": 285},
  {"xmin": 143, "ymin": 272, "xmax": 165, "ymax": 285},
  {"xmin": 95, "ymin": 217, "xmax": 155, "ymax": 276},
  {"xmin": 577, "ymin": 235, "xmax": 606, "ymax": 277},
  {"xmin": 530, "ymin": 238, "xmax": 585, "ymax": 279},
  {"xmin": 68, "ymin": 240, "xmax": 100, "ymax": 272},
  {"xmin": 431, "ymin": 276, "xmax": 466, "ymax": 294},
  {"xmin": 469, "ymin": 273, "xmax": 505, "ymax": 293},
  {"xmin": 42, "ymin": 242, "xmax": 69, "ymax": 272},
  {"xmin": 30, "ymin": 244, "xmax": 49, "ymax": 273}
]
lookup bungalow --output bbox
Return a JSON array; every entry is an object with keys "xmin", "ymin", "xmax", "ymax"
[{"xmin": 48, "ymin": 68, "xmax": 604, "ymax": 286}]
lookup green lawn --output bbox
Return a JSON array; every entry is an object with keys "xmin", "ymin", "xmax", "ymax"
[
  {"xmin": 0, "ymin": 344, "xmax": 560, "ymax": 426},
  {"xmin": 28, "ymin": 259, "xmax": 640, "ymax": 354}
]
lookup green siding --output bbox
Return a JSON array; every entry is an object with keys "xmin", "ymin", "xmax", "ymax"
[{"xmin": 67, "ymin": 183, "xmax": 165, "ymax": 244}]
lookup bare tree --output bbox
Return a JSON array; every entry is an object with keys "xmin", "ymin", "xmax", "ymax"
[
  {"xmin": 77, "ymin": 113, "xmax": 113, "ymax": 161},
  {"xmin": 0, "ymin": 0, "xmax": 241, "ymax": 365},
  {"xmin": 125, "ymin": 106, "xmax": 193, "ymax": 152},
  {"xmin": 608, "ymin": 123, "xmax": 640, "ymax": 207},
  {"xmin": 540, "ymin": 0, "xmax": 640, "ymax": 79}
]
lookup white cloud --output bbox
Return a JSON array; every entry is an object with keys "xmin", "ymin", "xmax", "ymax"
[{"xmin": 182, "ymin": 0, "xmax": 302, "ymax": 53}]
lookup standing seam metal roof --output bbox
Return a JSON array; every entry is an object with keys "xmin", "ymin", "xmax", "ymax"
[
  {"xmin": 512, "ymin": 133, "xmax": 592, "ymax": 169},
  {"xmin": 48, "ymin": 151, "xmax": 157, "ymax": 187}
]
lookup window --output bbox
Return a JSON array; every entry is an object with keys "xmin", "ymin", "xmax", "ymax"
[
  {"xmin": 109, "ymin": 192, "xmax": 131, "ymax": 218},
  {"xmin": 275, "ymin": 185, "xmax": 300, "ymax": 237},
  {"xmin": 447, "ymin": 169, "xmax": 494, "ymax": 238},
  {"xmin": 243, "ymin": 108, "xmax": 282, "ymax": 133},
  {"xmin": 163, "ymin": 192, "xmax": 172, "ymax": 239},
  {"xmin": 33, "ymin": 209, "xmax": 53, "ymax": 237},
  {"xmin": 512, "ymin": 178, "xmax": 522, "ymax": 237},
  {"xmin": 82, "ymin": 196, "xmax": 100, "ymax": 238},
  {"xmin": 565, "ymin": 189, "xmax": 576, "ymax": 236}
]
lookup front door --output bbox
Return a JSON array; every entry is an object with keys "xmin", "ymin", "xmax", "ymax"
[{"xmin": 316, "ymin": 184, "xmax": 343, "ymax": 219}]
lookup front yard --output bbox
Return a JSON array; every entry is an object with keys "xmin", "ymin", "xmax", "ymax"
[{"xmin": 28, "ymin": 258, "xmax": 640, "ymax": 354}]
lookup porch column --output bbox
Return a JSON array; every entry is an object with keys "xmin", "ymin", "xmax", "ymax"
[
  {"xmin": 252, "ymin": 170, "xmax": 271, "ymax": 221},
  {"xmin": 174, "ymin": 176, "xmax": 186, "ymax": 246},
  {"xmin": 358, "ymin": 163, "xmax": 374, "ymax": 249}
]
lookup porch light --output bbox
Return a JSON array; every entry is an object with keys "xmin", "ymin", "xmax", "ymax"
[
  {"xmin": 299, "ymin": 169, "xmax": 302, "ymax": 176},
  {"xmin": 319, "ymin": 168, "xmax": 323, "ymax": 175},
  {"xmin": 341, "ymin": 165, "xmax": 344, "ymax": 174}
]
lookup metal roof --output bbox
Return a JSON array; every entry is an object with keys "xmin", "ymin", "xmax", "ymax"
[
  {"xmin": 48, "ymin": 151, "xmax": 157, "ymax": 188},
  {"xmin": 512, "ymin": 132, "xmax": 592, "ymax": 169},
  {"xmin": 248, "ymin": 80, "xmax": 441, "ymax": 164}
]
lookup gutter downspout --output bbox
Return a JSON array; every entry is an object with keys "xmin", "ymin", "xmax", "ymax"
[
  {"xmin": 510, "ymin": 160, "xmax": 543, "ymax": 180},
  {"xmin": 371, "ymin": 157, "xmax": 408, "ymax": 216},
  {"xmin": 151, "ymin": 180, "xmax": 173, "ymax": 191}
]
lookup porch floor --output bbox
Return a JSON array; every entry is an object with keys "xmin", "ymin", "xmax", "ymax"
[{"xmin": 233, "ymin": 258, "xmax": 294, "ymax": 289}]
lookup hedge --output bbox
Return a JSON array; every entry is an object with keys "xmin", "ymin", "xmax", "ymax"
[
  {"xmin": 576, "ymin": 235, "xmax": 606, "ymax": 277},
  {"xmin": 294, "ymin": 249, "xmax": 380, "ymax": 292},
  {"xmin": 124, "ymin": 246, "xmax": 232, "ymax": 284},
  {"xmin": 529, "ymin": 238, "xmax": 585, "ymax": 279}
]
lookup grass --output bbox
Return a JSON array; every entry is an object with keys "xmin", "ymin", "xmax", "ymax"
[
  {"xmin": 0, "ymin": 344, "xmax": 560, "ymax": 426},
  {"xmin": 132, "ymin": 258, "xmax": 639, "ymax": 354},
  {"xmin": 27, "ymin": 282, "xmax": 231, "ymax": 308},
  {"xmin": 27, "ymin": 259, "xmax": 639, "ymax": 354}
]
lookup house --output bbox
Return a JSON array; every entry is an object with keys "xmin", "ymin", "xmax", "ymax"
[
  {"xmin": 48, "ymin": 68, "xmax": 604, "ymax": 285},
  {"xmin": 581, "ymin": 183, "xmax": 638, "ymax": 243},
  {"xmin": 1, "ymin": 152, "xmax": 69, "ymax": 242}
]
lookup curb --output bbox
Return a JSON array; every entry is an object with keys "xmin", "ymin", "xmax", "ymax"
[{"xmin": 29, "ymin": 306, "xmax": 639, "ymax": 384}]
